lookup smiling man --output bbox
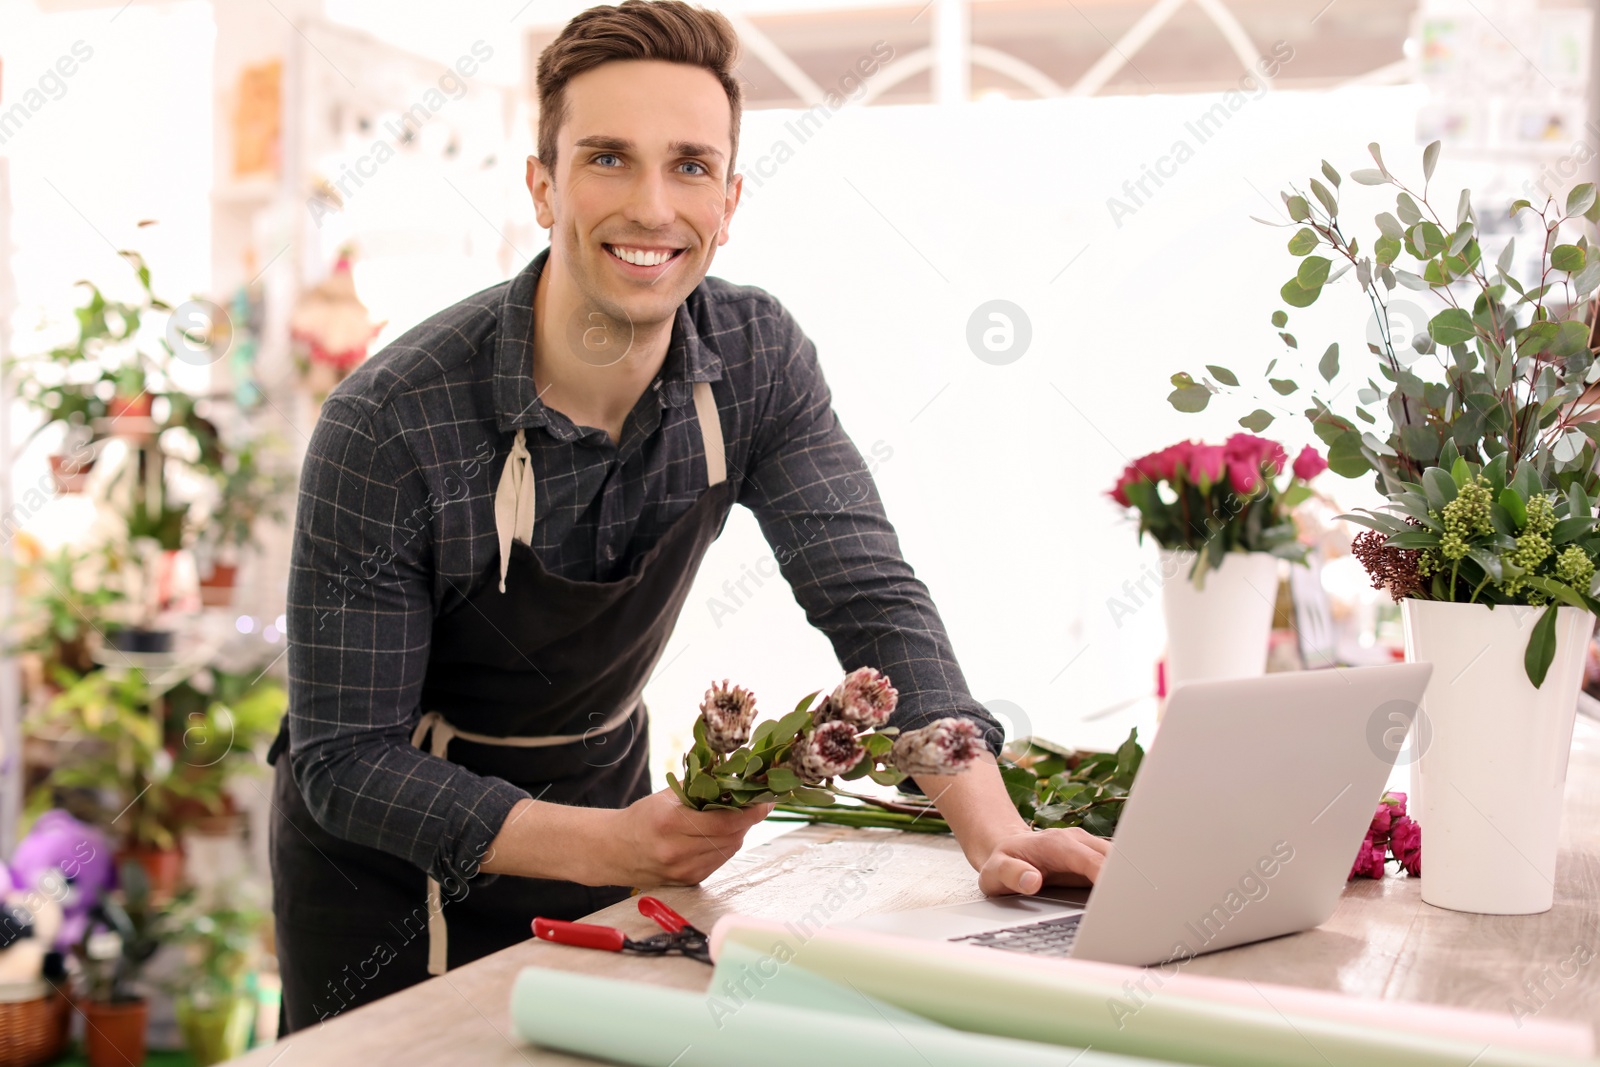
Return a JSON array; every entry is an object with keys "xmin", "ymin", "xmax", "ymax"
[{"xmin": 270, "ymin": 0, "xmax": 1108, "ymax": 1034}]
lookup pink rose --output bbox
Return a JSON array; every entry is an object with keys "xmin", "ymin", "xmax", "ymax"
[
  {"xmin": 1134, "ymin": 443, "xmax": 1189, "ymax": 484},
  {"xmin": 1348, "ymin": 833, "xmax": 1388, "ymax": 880},
  {"xmin": 1224, "ymin": 433, "xmax": 1288, "ymax": 478},
  {"xmin": 1227, "ymin": 457, "xmax": 1262, "ymax": 495},
  {"xmin": 1108, "ymin": 465, "xmax": 1140, "ymax": 507},
  {"xmin": 1382, "ymin": 791, "xmax": 1407, "ymax": 818},
  {"xmin": 1189, "ymin": 445, "xmax": 1226, "ymax": 486},
  {"xmin": 1390, "ymin": 815, "xmax": 1421, "ymax": 876},
  {"xmin": 1368, "ymin": 803, "xmax": 1394, "ymax": 836},
  {"xmin": 1292, "ymin": 445, "xmax": 1328, "ymax": 481}
]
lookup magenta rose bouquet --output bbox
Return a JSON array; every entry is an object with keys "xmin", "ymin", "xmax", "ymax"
[
  {"xmin": 1349, "ymin": 791, "xmax": 1422, "ymax": 879},
  {"xmin": 669, "ymin": 667, "xmax": 984, "ymax": 811},
  {"xmin": 1108, "ymin": 433, "xmax": 1326, "ymax": 585}
]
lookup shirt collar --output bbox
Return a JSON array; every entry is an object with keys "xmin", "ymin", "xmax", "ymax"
[{"xmin": 492, "ymin": 246, "xmax": 724, "ymax": 434}]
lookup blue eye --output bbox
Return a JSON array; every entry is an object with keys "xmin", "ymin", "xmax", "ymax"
[{"xmin": 593, "ymin": 153, "xmax": 621, "ymax": 167}]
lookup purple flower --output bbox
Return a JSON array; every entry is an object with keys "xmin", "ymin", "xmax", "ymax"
[
  {"xmin": 889, "ymin": 718, "xmax": 985, "ymax": 776},
  {"xmin": 700, "ymin": 678, "xmax": 759, "ymax": 754},
  {"xmin": 789, "ymin": 720, "xmax": 866, "ymax": 781},
  {"xmin": 1391, "ymin": 815, "xmax": 1422, "ymax": 876},
  {"xmin": 815, "ymin": 667, "xmax": 898, "ymax": 729}
]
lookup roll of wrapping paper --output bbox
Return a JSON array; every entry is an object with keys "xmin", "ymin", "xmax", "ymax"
[
  {"xmin": 709, "ymin": 915, "xmax": 1597, "ymax": 1067},
  {"xmin": 508, "ymin": 967, "xmax": 1188, "ymax": 1067}
]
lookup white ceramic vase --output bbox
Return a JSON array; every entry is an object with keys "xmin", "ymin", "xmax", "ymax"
[
  {"xmin": 1159, "ymin": 549, "xmax": 1281, "ymax": 693},
  {"xmin": 1402, "ymin": 599, "xmax": 1591, "ymax": 914}
]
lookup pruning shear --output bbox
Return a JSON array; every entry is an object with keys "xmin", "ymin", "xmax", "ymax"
[{"xmin": 531, "ymin": 895, "xmax": 712, "ymax": 965}]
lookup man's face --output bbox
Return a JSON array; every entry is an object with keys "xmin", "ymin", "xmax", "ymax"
[{"xmin": 529, "ymin": 59, "xmax": 740, "ymax": 333}]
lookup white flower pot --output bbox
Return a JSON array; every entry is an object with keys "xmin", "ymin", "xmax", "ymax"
[
  {"xmin": 1402, "ymin": 599, "xmax": 1591, "ymax": 914},
  {"xmin": 1159, "ymin": 550, "xmax": 1281, "ymax": 693}
]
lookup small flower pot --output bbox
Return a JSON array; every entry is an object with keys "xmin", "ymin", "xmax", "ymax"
[
  {"xmin": 199, "ymin": 563, "xmax": 238, "ymax": 607},
  {"xmin": 117, "ymin": 847, "xmax": 184, "ymax": 902},
  {"xmin": 104, "ymin": 628, "xmax": 175, "ymax": 655},
  {"xmin": 82, "ymin": 997, "xmax": 148, "ymax": 1067},
  {"xmin": 47, "ymin": 453, "xmax": 95, "ymax": 493},
  {"xmin": 175, "ymin": 994, "xmax": 255, "ymax": 1066},
  {"xmin": 105, "ymin": 393, "xmax": 153, "ymax": 421}
]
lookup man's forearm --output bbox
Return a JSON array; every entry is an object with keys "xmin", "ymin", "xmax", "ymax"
[
  {"xmin": 479, "ymin": 798, "xmax": 611, "ymax": 883},
  {"xmin": 915, "ymin": 752, "xmax": 1030, "ymax": 868}
]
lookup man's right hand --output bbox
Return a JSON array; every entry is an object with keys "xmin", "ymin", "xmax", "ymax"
[
  {"xmin": 596, "ymin": 789, "xmax": 774, "ymax": 886},
  {"xmin": 481, "ymin": 789, "xmax": 772, "ymax": 888}
]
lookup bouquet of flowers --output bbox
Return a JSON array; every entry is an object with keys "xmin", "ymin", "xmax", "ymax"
[
  {"xmin": 1108, "ymin": 434, "xmax": 1325, "ymax": 587},
  {"xmin": 669, "ymin": 668, "xmax": 984, "ymax": 812},
  {"xmin": 1167, "ymin": 143, "xmax": 1600, "ymax": 684},
  {"xmin": 1349, "ymin": 791, "xmax": 1421, "ymax": 880},
  {"xmin": 771, "ymin": 730, "xmax": 1144, "ymax": 837}
]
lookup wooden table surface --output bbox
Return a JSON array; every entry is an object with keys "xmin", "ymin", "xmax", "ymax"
[{"xmin": 231, "ymin": 715, "xmax": 1600, "ymax": 1066}]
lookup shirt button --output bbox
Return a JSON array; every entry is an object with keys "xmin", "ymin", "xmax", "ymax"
[{"xmin": 604, "ymin": 545, "xmax": 616, "ymax": 561}]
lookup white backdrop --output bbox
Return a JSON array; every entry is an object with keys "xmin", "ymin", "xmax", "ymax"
[{"xmin": 639, "ymin": 84, "xmax": 1430, "ymax": 777}]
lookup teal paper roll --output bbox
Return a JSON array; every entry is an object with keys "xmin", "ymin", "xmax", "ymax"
[{"xmin": 509, "ymin": 966, "xmax": 1184, "ymax": 1067}]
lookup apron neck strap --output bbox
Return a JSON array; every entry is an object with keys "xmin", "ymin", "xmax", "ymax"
[
  {"xmin": 494, "ymin": 428, "xmax": 535, "ymax": 593},
  {"xmin": 692, "ymin": 380, "xmax": 726, "ymax": 488},
  {"xmin": 492, "ymin": 382, "xmax": 725, "ymax": 593}
]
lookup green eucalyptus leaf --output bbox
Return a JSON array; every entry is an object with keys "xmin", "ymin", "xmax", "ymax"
[
  {"xmin": 1351, "ymin": 168, "xmax": 1387, "ymax": 186},
  {"xmin": 1552, "ymin": 244, "xmax": 1586, "ymax": 273},
  {"xmin": 1206, "ymin": 364, "xmax": 1240, "ymax": 387},
  {"xmin": 1238, "ymin": 408, "xmax": 1274, "ymax": 432},
  {"xmin": 1288, "ymin": 227, "xmax": 1319, "ymax": 256},
  {"xmin": 1429, "ymin": 308, "xmax": 1476, "ymax": 345},
  {"xmin": 1298, "ymin": 256, "xmax": 1332, "ymax": 287},
  {"xmin": 1319, "ymin": 343, "xmax": 1340, "ymax": 382},
  {"xmin": 1269, "ymin": 378, "xmax": 1298, "ymax": 395},
  {"xmin": 1271, "ymin": 310, "xmax": 1288, "ymax": 328}
]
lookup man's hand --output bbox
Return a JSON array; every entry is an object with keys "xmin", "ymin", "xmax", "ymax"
[
  {"xmin": 482, "ymin": 789, "xmax": 771, "ymax": 888},
  {"xmin": 975, "ymin": 827, "xmax": 1110, "ymax": 896},
  {"xmin": 913, "ymin": 750, "xmax": 1114, "ymax": 897},
  {"xmin": 599, "ymin": 789, "xmax": 774, "ymax": 886}
]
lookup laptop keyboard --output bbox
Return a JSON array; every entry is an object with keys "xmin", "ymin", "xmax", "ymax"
[{"xmin": 950, "ymin": 913, "xmax": 1082, "ymax": 957}]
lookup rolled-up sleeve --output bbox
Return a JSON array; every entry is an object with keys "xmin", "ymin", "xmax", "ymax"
[
  {"xmin": 737, "ymin": 307, "xmax": 1003, "ymax": 755},
  {"xmin": 285, "ymin": 396, "xmax": 529, "ymax": 886}
]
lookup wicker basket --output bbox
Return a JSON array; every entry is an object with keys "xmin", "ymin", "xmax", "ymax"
[{"xmin": 0, "ymin": 984, "xmax": 72, "ymax": 1067}]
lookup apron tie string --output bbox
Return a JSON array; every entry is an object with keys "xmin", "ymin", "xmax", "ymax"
[
  {"xmin": 494, "ymin": 428, "xmax": 535, "ymax": 593},
  {"xmin": 411, "ymin": 711, "xmax": 456, "ymax": 977}
]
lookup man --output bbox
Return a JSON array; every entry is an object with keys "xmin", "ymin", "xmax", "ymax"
[{"xmin": 270, "ymin": 0, "xmax": 1108, "ymax": 1034}]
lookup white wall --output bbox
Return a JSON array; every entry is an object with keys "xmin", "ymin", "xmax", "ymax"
[{"xmin": 641, "ymin": 84, "xmax": 1430, "ymax": 776}]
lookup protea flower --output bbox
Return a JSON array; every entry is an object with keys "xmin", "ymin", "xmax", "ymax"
[
  {"xmin": 700, "ymin": 678, "xmax": 758, "ymax": 754},
  {"xmin": 814, "ymin": 667, "xmax": 898, "ymax": 729},
  {"xmin": 889, "ymin": 718, "xmax": 984, "ymax": 776},
  {"xmin": 789, "ymin": 720, "xmax": 866, "ymax": 781}
]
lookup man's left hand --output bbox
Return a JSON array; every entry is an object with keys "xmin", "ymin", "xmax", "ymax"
[{"xmin": 975, "ymin": 826, "xmax": 1111, "ymax": 896}]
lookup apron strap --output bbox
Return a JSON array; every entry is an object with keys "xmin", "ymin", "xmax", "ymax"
[
  {"xmin": 407, "ymin": 701, "xmax": 641, "ymax": 976},
  {"xmin": 410, "ymin": 711, "xmax": 456, "ymax": 976},
  {"xmin": 692, "ymin": 380, "xmax": 726, "ymax": 488},
  {"xmin": 494, "ymin": 428, "xmax": 535, "ymax": 593}
]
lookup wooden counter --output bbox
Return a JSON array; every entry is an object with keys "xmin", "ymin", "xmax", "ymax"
[{"xmin": 229, "ymin": 715, "xmax": 1600, "ymax": 1065}]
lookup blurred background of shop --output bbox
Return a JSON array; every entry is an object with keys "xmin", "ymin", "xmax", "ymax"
[{"xmin": 1, "ymin": 0, "xmax": 1596, "ymax": 1060}]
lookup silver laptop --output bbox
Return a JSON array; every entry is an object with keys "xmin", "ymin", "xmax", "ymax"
[{"xmin": 842, "ymin": 662, "xmax": 1433, "ymax": 966}]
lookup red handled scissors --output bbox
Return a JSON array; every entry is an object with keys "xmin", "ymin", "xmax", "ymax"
[{"xmin": 532, "ymin": 895, "xmax": 712, "ymax": 965}]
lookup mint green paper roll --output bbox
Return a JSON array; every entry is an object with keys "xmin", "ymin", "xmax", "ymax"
[
  {"xmin": 509, "ymin": 967, "xmax": 1183, "ymax": 1067},
  {"xmin": 712, "ymin": 918, "xmax": 1592, "ymax": 1067}
]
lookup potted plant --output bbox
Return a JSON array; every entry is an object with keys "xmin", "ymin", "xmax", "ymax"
[
  {"xmin": 1107, "ymin": 434, "xmax": 1325, "ymax": 692},
  {"xmin": 194, "ymin": 434, "xmax": 293, "ymax": 605},
  {"xmin": 162, "ymin": 670, "xmax": 288, "ymax": 836},
  {"xmin": 163, "ymin": 890, "xmax": 265, "ymax": 1065},
  {"xmin": 1169, "ymin": 142, "xmax": 1600, "ymax": 914},
  {"xmin": 7, "ymin": 545, "xmax": 126, "ymax": 679},
  {"xmin": 76, "ymin": 860, "xmax": 171, "ymax": 1067},
  {"xmin": 33, "ymin": 670, "xmax": 213, "ymax": 901}
]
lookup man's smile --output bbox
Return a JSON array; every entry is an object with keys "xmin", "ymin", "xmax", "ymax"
[{"xmin": 602, "ymin": 242, "xmax": 688, "ymax": 277}]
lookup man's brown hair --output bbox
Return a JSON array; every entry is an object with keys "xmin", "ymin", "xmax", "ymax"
[{"xmin": 535, "ymin": 0, "xmax": 743, "ymax": 184}]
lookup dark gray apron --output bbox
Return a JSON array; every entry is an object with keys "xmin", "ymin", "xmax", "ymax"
[{"xmin": 268, "ymin": 381, "xmax": 733, "ymax": 1032}]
